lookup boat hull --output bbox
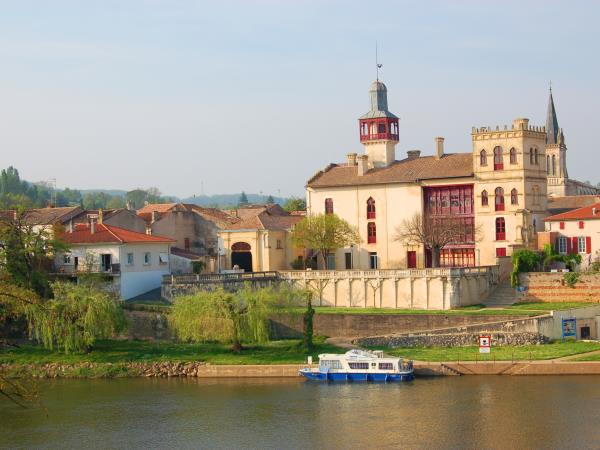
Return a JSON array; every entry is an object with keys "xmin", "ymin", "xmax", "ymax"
[{"xmin": 299, "ymin": 369, "xmax": 414, "ymax": 382}]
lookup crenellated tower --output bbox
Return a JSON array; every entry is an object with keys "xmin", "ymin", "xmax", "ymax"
[{"xmin": 358, "ymin": 81, "xmax": 399, "ymax": 168}]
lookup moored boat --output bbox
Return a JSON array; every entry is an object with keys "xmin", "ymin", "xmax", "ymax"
[{"xmin": 299, "ymin": 349, "xmax": 414, "ymax": 382}]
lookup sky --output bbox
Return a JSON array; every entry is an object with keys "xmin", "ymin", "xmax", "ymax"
[{"xmin": 0, "ymin": 0, "xmax": 599, "ymax": 198}]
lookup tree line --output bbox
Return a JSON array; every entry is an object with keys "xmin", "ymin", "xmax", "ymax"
[{"xmin": 0, "ymin": 166, "xmax": 174, "ymax": 210}]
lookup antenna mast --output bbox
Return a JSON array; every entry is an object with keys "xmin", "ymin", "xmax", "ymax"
[{"xmin": 375, "ymin": 42, "xmax": 383, "ymax": 81}]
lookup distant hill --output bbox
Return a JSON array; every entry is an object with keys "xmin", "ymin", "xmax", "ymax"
[
  {"xmin": 79, "ymin": 189, "xmax": 129, "ymax": 197},
  {"xmin": 180, "ymin": 194, "xmax": 288, "ymax": 208}
]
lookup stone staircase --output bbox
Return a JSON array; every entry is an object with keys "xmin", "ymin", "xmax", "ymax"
[{"xmin": 483, "ymin": 282, "xmax": 518, "ymax": 306}]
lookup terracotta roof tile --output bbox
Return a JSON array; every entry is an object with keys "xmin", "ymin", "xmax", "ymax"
[
  {"xmin": 307, "ymin": 153, "xmax": 473, "ymax": 188},
  {"xmin": 547, "ymin": 195, "xmax": 600, "ymax": 214},
  {"xmin": 61, "ymin": 223, "xmax": 175, "ymax": 244},
  {"xmin": 545, "ymin": 202, "xmax": 600, "ymax": 221},
  {"xmin": 23, "ymin": 206, "xmax": 82, "ymax": 225}
]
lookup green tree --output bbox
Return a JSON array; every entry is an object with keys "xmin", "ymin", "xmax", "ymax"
[
  {"xmin": 302, "ymin": 292, "xmax": 315, "ymax": 352},
  {"xmin": 24, "ymin": 281, "xmax": 125, "ymax": 354},
  {"xmin": 283, "ymin": 196, "xmax": 306, "ymax": 212},
  {"xmin": 169, "ymin": 286, "xmax": 301, "ymax": 352},
  {"xmin": 238, "ymin": 191, "xmax": 249, "ymax": 206},
  {"xmin": 106, "ymin": 195, "xmax": 126, "ymax": 209},
  {"xmin": 0, "ymin": 211, "xmax": 67, "ymax": 298},
  {"xmin": 266, "ymin": 195, "xmax": 275, "ymax": 203},
  {"xmin": 291, "ymin": 213, "xmax": 361, "ymax": 269}
]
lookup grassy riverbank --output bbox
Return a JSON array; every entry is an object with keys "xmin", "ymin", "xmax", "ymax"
[
  {"xmin": 370, "ymin": 341, "xmax": 600, "ymax": 361},
  {"xmin": 0, "ymin": 337, "xmax": 343, "ymax": 366}
]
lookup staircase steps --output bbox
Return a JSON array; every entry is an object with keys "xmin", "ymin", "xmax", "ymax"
[{"xmin": 484, "ymin": 283, "xmax": 518, "ymax": 306}]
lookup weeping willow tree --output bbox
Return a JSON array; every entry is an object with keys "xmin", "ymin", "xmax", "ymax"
[
  {"xmin": 24, "ymin": 281, "xmax": 126, "ymax": 354},
  {"xmin": 169, "ymin": 285, "xmax": 303, "ymax": 352}
]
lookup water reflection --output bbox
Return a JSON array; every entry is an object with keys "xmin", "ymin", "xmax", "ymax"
[{"xmin": 1, "ymin": 377, "xmax": 600, "ymax": 449}]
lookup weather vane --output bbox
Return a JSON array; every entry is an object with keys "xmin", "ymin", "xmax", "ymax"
[{"xmin": 376, "ymin": 42, "xmax": 383, "ymax": 81}]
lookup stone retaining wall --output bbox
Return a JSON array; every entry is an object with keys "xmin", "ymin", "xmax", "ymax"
[
  {"xmin": 519, "ymin": 272, "xmax": 600, "ymax": 303},
  {"xmin": 357, "ymin": 332, "xmax": 548, "ymax": 348}
]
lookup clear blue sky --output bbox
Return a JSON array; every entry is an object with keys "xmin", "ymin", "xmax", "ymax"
[{"xmin": 0, "ymin": 0, "xmax": 598, "ymax": 198}]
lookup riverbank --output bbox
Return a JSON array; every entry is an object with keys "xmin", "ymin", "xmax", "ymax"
[{"xmin": 4, "ymin": 339, "xmax": 600, "ymax": 378}]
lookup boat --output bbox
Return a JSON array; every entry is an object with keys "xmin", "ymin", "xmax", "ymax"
[{"xmin": 299, "ymin": 349, "xmax": 414, "ymax": 382}]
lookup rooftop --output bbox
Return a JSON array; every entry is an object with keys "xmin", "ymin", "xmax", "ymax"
[
  {"xmin": 545, "ymin": 202, "xmax": 600, "ymax": 222},
  {"xmin": 61, "ymin": 223, "xmax": 176, "ymax": 245},
  {"xmin": 307, "ymin": 153, "xmax": 473, "ymax": 188}
]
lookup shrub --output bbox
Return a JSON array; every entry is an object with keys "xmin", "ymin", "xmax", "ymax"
[
  {"xmin": 192, "ymin": 261, "xmax": 206, "ymax": 274},
  {"xmin": 564, "ymin": 272, "xmax": 580, "ymax": 288},
  {"xmin": 511, "ymin": 249, "xmax": 541, "ymax": 287}
]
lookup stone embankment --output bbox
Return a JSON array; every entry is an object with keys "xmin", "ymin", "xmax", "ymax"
[
  {"xmin": 358, "ymin": 332, "xmax": 548, "ymax": 348},
  {"xmin": 0, "ymin": 362, "xmax": 306, "ymax": 379}
]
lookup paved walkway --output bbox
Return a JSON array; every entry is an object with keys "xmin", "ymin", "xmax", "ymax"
[{"xmin": 552, "ymin": 348, "xmax": 600, "ymax": 361}]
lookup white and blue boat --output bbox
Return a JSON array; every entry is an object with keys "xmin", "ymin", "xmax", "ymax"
[{"xmin": 299, "ymin": 349, "xmax": 414, "ymax": 382}]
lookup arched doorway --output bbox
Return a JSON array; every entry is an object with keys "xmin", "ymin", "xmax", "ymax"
[{"xmin": 231, "ymin": 242, "xmax": 252, "ymax": 272}]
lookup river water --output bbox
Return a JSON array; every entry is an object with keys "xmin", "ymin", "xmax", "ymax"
[{"xmin": 1, "ymin": 376, "xmax": 600, "ymax": 449}]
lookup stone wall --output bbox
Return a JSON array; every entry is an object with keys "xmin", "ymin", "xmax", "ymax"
[
  {"xmin": 358, "ymin": 332, "xmax": 548, "ymax": 348},
  {"xmin": 121, "ymin": 310, "xmax": 172, "ymax": 340},
  {"xmin": 518, "ymin": 272, "xmax": 600, "ymax": 303}
]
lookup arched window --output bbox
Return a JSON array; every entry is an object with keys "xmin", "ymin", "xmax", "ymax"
[
  {"xmin": 325, "ymin": 198, "xmax": 333, "ymax": 214},
  {"xmin": 495, "ymin": 217, "xmax": 506, "ymax": 240},
  {"xmin": 529, "ymin": 148, "xmax": 534, "ymax": 165},
  {"xmin": 367, "ymin": 222, "xmax": 377, "ymax": 244},
  {"xmin": 534, "ymin": 148, "xmax": 539, "ymax": 165},
  {"xmin": 367, "ymin": 197, "xmax": 376, "ymax": 219},
  {"xmin": 511, "ymin": 188, "xmax": 518, "ymax": 205},
  {"xmin": 509, "ymin": 148, "xmax": 517, "ymax": 164},
  {"xmin": 480, "ymin": 149, "xmax": 487, "ymax": 166},
  {"xmin": 493, "ymin": 146, "xmax": 503, "ymax": 170},
  {"xmin": 231, "ymin": 242, "xmax": 251, "ymax": 252},
  {"xmin": 481, "ymin": 190, "xmax": 488, "ymax": 207},
  {"xmin": 495, "ymin": 187, "xmax": 505, "ymax": 211},
  {"xmin": 552, "ymin": 155, "xmax": 556, "ymax": 175},
  {"xmin": 546, "ymin": 155, "xmax": 550, "ymax": 174}
]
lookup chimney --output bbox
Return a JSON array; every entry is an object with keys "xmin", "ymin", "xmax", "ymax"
[
  {"xmin": 347, "ymin": 153, "xmax": 357, "ymax": 166},
  {"xmin": 357, "ymin": 155, "xmax": 369, "ymax": 176},
  {"xmin": 68, "ymin": 219, "xmax": 73, "ymax": 234},
  {"xmin": 593, "ymin": 207, "xmax": 597, "ymax": 217},
  {"xmin": 151, "ymin": 210, "xmax": 160, "ymax": 223},
  {"xmin": 407, "ymin": 150, "xmax": 421, "ymax": 159},
  {"xmin": 98, "ymin": 208, "xmax": 104, "ymax": 224},
  {"xmin": 435, "ymin": 137, "xmax": 444, "ymax": 159},
  {"xmin": 90, "ymin": 219, "xmax": 96, "ymax": 235}
]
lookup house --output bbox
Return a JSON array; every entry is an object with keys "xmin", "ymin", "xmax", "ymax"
[
  {"xmin": 540, "ymin": 202, "xmax": 600, "ymax": 268},
  {"xmin": 137, "ymin": 203, "xmax": 236, "ymax": 272},
  {"xmin": 218, "ymin": 204, "xmax": 304, "ymax": 272},
  {"xmin": 55, "ymin": 220, "xmax": 175, "ymax": 300},
  {"xmin": 22, "ymin": 206, "xmax": 82, "ymax": 232},
  {"xmin": 305, "ymin": 79, "xmax": 597, "ymax": 270}
]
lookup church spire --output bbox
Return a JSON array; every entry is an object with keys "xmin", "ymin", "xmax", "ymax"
[{"xmin": 546, "ymin": 85, "xmax": 560, "ymax": 144}]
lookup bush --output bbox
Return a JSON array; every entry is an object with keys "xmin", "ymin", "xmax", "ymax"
[
  {"xmin": 564, "ymin": 272, "xmax": 580, "ymax": 288},
  {"xmin": 192, "ymin": 261, "xmax": 206, "ymax": 274},
  {"xmin": 511, "ymin": 249, "xmax": 541, "ymax": 287}
]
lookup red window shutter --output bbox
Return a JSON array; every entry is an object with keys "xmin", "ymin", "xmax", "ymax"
[
  {"xmin": 560, "ymin": 222, "xmax": 565, "ymax": 230},
  {"xmin": 566, "ymin": 238, "xmax": 572, "ymax": 253},
  {"xmin": 579, "ymin": 221, "xmax": 585, "ymax": 229},
  {"xmin": 586, "ymin": 236, "xmax": 592, "ymax": 254},
  {"xmin": 571, "ymin": 237, "xmax": 578, "ymax": 253}
]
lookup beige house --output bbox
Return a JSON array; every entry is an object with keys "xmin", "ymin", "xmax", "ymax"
[
  {"xmin": 218, "ymin": 205, "xmax": 303, "ymax": 272},
  {"xmin": 306, "ymin": 79, "xmax": 594, "ymax": 272}
]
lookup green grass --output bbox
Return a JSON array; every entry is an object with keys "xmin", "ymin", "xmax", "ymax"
[
  {"xmin": 367, "ymin": 341, "xmax": 600, "ymax": 362},
  {"xmin": 0, "ymin": 337, "xmax": 344, "ymax": 366}
]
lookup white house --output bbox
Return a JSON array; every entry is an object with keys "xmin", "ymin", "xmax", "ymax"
[{"xmin": 56, "ymin": 221, "xmax": 175, "ymax": 300}]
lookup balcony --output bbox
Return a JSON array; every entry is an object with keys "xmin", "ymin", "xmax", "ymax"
[
  {"xmin": 360, "ymin": 132, "xmax": 399, "ymax": 143},
  {"xmin": 54, "ymin": 263, "xmax": 121, "ymax": 276}
]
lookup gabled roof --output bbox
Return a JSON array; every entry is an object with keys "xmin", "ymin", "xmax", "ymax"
[
  {"xmin": 307, "ymin": 153, "xmax": 473, "ymax": 188},
  {"xmin": 223, "ymin": 209, "xmax": 303, "ymax": 231},
  {"xmin": 23, "ymin": 206, "xmax": 82, "ymax": 225},
  {"xmin": 61, "ymin": 223, "xmax": 175, "ymax": 245},
  {"xmin": 545, "ymin": 202, "xmax": 600, "ymax": 222},
  {"xmin": 137, "ymin": 202, "xmax": 240, "ymax": 227}
]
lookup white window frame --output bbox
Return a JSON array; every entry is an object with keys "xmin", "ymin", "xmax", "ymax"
[
  {"xmin": 578, "ymin": 237, "xmax": 586, "ymax": 254},
  {"xmin": 558, "ymin": 237, "xmax": 567, "ymax": 255},
  {"xmin": 369, "ymin": 252, "xmax": 378, "ymax": 269},
  {"xmin": 63, "ymin": 254, "xmax": 72, "ymax": 264},
  {"xmin": 144, "ymin": 252, "xmax": 151, "ymax": 265},
  {"xmin": 127, "ymin": 253, "xmax": 134, "ymax": 266}
]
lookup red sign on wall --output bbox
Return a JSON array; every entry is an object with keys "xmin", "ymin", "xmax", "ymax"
[{"xmin": 479, "ymin": 335, "xmax": 491, "ymax": 353}]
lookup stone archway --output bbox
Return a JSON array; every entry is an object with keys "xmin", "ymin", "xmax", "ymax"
[{"xmin": 231, "ymin": 242, "xmax": 253, "ymax": 272}]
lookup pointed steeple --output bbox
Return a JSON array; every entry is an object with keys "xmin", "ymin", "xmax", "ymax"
[{"xmin": 546, "ymin": 86, "xmax": 560, "ymax": 144}]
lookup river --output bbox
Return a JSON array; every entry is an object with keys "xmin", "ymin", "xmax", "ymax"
[{"xmin": 1, "ymin": 376, "xmax": 600, "ymax": 449}]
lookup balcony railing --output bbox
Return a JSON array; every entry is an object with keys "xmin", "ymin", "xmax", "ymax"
[
  {"xmin": 54, "ymin": 263, "xmax": 121, "ymax": 275},
  {"xmin": 360, "ymin": 132, "xmax": 399, "ymax": 142}
]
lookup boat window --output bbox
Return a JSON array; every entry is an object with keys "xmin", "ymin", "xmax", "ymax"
[
  {"xmin": 379, "ymin": 363, "xmax": 394, "ymax": 370},
  {"xmin": 348, "ymin": 362, "xmax": 369, "ymax": 370},
  {"xmin": 320, "ymin": 360, "xmax": 342, "ymax": 369}
]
